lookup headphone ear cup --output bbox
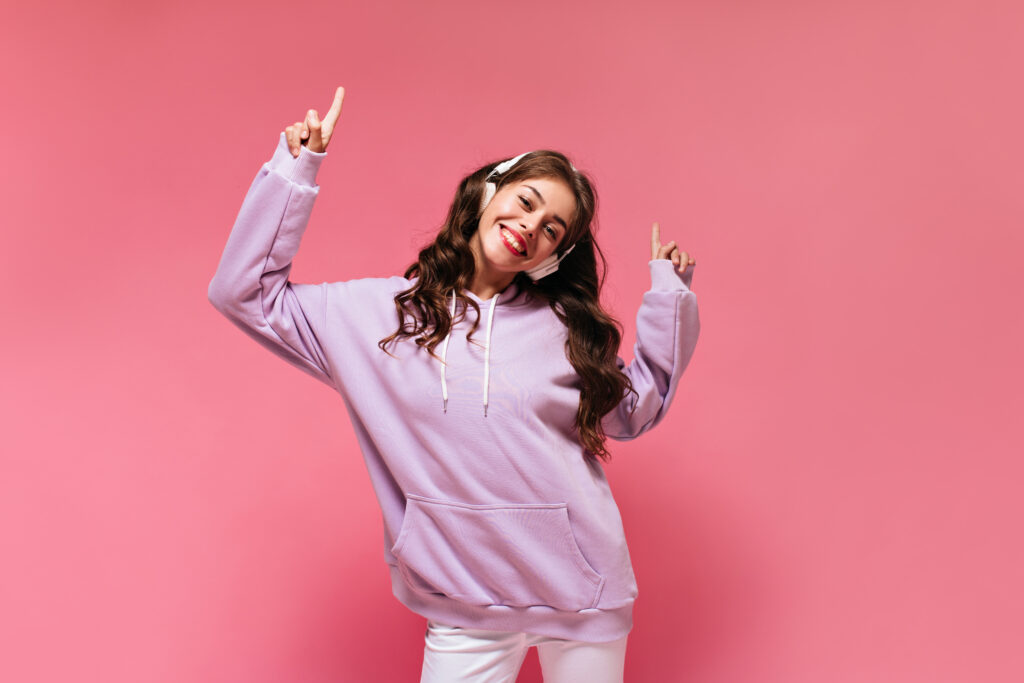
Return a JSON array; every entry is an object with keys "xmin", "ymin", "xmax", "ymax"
[
  {"xmin": 479, "ymin": 182, "xmax": 497, "ymax": 214},
  {"xmin": 525, "ymin": 243, "xmax": 576, "ymax": 281},
  {"xmin": 525, "ymin": 253, "xmax": 559, "ymax": 280}
]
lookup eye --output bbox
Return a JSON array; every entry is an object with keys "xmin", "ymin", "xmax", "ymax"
[{"xmin": 520, "ymin": 195, "xmax": 558, "ymax": 238}]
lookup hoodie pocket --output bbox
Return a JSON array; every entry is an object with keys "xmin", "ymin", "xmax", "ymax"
[{"xmin": 391, "ymin": 494, "xmax": 605, "ymax": 612}]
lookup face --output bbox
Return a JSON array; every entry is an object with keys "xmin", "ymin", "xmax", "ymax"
[{"xmin": 472, "ymin": 176, "xmax": 577, "ymax": 278}]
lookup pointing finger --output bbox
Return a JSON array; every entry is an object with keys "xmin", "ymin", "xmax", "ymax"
[
  {"xmin": 651, "ymin": 222, "xmax": 661, "ymax": 260},
  {"xmin": 323, "ymin": 86, "xmax": 346, "ymax": 131}
]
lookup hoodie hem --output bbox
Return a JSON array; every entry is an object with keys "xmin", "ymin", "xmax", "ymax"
[{"xmin": 388, "ymin": 564, "xmax": 634, "ymax": 643}]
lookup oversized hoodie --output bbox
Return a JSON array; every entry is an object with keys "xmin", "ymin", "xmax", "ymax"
[{"xmin": 207, "ymin": 133, "xmax": 701, "ymax": 643}]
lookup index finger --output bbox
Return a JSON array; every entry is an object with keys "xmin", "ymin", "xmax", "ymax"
[
  {"xmin": 322, "ymin": 86, "xmax": 346, "ymax": 128},
  {"xmin": 651, "ymin": 221, "xmax": 661, "ymax": 259}
]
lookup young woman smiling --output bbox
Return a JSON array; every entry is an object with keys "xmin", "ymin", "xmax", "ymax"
[{"xmin": 209, "ymin": 86, "xmax": 700, "ymax": 682}]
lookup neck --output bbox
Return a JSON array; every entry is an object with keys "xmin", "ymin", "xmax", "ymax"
[
  {"xmin": 467, "ymin": 234, "xmax": 516, "ymax": 300},
  {"xmin": 468, "ymin": 271, "xmax": 516, "ymax": 301}
]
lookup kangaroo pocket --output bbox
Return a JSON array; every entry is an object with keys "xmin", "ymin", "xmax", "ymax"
[{"xmin": 390, "ymin": 494, "xmax": 606, "ymax": 612}]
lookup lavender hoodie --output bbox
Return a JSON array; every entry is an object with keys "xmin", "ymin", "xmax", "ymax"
[{"xmin": 208, "ymin": 133, "xmax": 701, "ymax": 643}]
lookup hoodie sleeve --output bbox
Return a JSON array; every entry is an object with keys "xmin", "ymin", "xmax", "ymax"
[
  {"xmin": 601, "ymin": 259, "xmax": 700, "ymax": 441},
  {"xmin": 207, "ymin": 132, "xmax": 336, "ymax": 389}
]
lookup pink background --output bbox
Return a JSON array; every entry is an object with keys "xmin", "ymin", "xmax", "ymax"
[{"xmin": 3, "ymin": 0, "xmax": 1022, "ymax": 681}]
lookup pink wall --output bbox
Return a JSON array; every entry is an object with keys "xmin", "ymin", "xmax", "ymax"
[{"xmin": 3, "ymin": 0, "xmax": 1022, "ymax": 680}]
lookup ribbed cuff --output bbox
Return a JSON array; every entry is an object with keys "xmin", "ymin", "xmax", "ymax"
[
  {"xmin": 648, "ymin": 258, "xmax": 694, "ymax": 291},
  {"xmin": 267, "ymin": 131, "xmax": 327, "ymax": 186}
]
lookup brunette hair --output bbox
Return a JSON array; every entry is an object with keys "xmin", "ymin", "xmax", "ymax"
[{"xmin": 378, "ymin": 150, "xmax": 635, "ymax": 462}]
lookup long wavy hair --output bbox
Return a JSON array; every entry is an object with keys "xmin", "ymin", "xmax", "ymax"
[{"xmin": 379, "ymin": 150, "xmax": 635, "ymax": 463}]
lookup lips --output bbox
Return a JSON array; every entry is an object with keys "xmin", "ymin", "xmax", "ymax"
[{"xmin": 499, "ymin": 225, "xmax": 528, "ymax": 257}]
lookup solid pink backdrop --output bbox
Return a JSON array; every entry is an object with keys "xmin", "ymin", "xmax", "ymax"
[{"xmin": 3, "ymin": 0, "xmax": 1022, "ymax": 681}]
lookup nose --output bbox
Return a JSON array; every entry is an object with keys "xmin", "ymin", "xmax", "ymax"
[{"xmin": 519, "ymin": 214, "xmax": 540, "ymax": 236}]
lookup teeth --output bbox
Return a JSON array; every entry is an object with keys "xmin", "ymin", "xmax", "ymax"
[{"xmin": 501, "ymin": 227, "xmax": 526, "ymax": 255}]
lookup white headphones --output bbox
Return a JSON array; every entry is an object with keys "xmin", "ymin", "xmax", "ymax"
[{"xmin": 479, "ymin": 152, "xmax": 577, "ymax": 281}]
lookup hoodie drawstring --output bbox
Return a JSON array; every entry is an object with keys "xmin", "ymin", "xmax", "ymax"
[
  {"xmin": 440, "ymin": 291, "xmax": 456, "ymax": 413},
  {"xmin": 483, "ymin": 292, "xmax": 499, "ymax": 417},
  {"xmin": 439, "ymin": 289, "xmax": 500, "ymax": 416}
]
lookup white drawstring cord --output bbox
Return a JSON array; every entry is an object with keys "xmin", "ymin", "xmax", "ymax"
[
  {"xmin": 439, "ymin": 289, "xmax": 501, "ymax": 416},
  {"xmin": 440, "ymin": 291, "xmax": 456, "ymax": 413},
  {"xmin": 482, "ymin": 292, "xmax": 500, "ymax": 417}
]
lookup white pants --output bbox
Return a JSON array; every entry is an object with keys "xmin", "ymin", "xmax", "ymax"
[{"xmin": 420, "ymin": 619, "xmax": 628, "ymax": 683}]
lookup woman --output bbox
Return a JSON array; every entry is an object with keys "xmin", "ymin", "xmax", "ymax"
[{"xmin": 208, "ymin": 86, "xmax": 700, "ymax": 682}]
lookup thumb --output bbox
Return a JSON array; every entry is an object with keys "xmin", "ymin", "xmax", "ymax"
[{"xmin": 306, "ymin": 109, "xmax": 324, "ymax": 152}]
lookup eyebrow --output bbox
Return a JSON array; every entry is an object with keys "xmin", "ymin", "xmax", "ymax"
[{"xmin": 524, "ymin": 185, "xmax": 568, "ymax": 230}]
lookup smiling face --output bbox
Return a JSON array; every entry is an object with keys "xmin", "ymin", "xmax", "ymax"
[{"xmin": 471, "ymin": 176, "xmax": 578, "ymax": 280}]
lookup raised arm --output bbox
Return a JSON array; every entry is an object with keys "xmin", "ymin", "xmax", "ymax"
[
  {"xmin": 602, "ymin": 222, "xmax": 700, "ymax": 440},
  {"xmin": 207, "ymin": 87, "xmax": 346, "ymax": 388}
]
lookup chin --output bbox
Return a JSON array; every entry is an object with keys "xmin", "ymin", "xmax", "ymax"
[{"xmin": 484, "ymin": 248, "xmax": 525, "ymax": 274}]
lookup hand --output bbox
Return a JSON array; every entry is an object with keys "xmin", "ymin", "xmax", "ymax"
[
  {"xmin": 284, "ymin": 86, "xmax": 346, "ymax": 157},
  {"xmin": 650, "ymin": 222, "xmax": 696, "ymax": 274}
]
